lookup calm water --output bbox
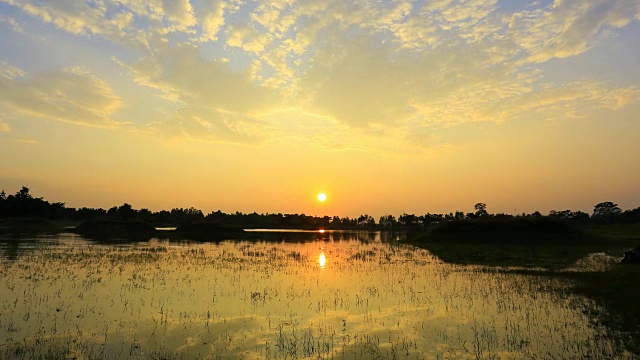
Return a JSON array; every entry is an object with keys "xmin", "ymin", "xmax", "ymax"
[{"xmin": 0, "ymin": 231, "xmax": 630, "ymax": 359}]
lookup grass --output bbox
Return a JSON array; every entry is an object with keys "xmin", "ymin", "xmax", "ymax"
[
  {"xmin": 566, "ymin": 265, "xmax": 640, "ymax": 354},
  {"xmin": 406, "ymin": 221, "xmax": 640, "ymax": 356},
  {"xmin": 1, "ymin": 237, "xmax": 629, "ymax": 359},
  {"xmin": 2, "ymin": 225, "xmax": 639, "ymax": 358}
]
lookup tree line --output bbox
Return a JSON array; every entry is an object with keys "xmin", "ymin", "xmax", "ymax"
[{"xmin": 1, "ymin": 187, "xmax": 639, "ymax": 229}]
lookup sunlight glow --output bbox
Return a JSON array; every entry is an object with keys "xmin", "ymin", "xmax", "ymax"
[
  {"xmin": 317, "ymin": 193, "xmax": 327, "ymax": 202},
  {"xmin": 319, "ymin": 229, "xmax": 325, "ymax": 233},
  {"xmin": 318, "ymin": 252, "xmax": 326, "ymax": 269}
]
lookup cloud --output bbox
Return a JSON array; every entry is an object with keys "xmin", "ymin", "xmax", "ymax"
[
  {"xmin": 0, "ymin": 14, "xmax": 25, "ymax": 33},
  {"xmin": 0, "ymin": 61, "xmax": 24, "ymax": 79},
  {"xmin": 226, "ymin": 24, "xmax": 273, "ymax": 54},
  {"xmin": 1, "ymin": 0, "xmax": 639, "ymax": 149},
  {"xmin": 0, "ymin": 67, "xmax": 122, "ymax": 128},
  {"xmin": 197, "ymin": 0, "xmax": 228, "ymax": 41},
  {"xmin": 161, "ymin": 0, "xmax": 196, "ymax": 31},
  {"xmin": 128, "ymin": 44, "xmax": 280, "ymax": 143},
  {"xmin": 0, "ymin": 119, "xmax": 9, "ymax": 132},
  {"xmin": 298, "ymin": 37, "xmax": 415, "ymax": 128},
  {"xmin": 508, "ymin": 0, "xmax": 640, "ymax": 63},
  {"xmin": 14, "ymin": 137, "xmax": 39, "ymax": 144}
]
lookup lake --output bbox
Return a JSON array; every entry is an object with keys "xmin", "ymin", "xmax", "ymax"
[{"xmin": 0, "ymin": 230, "xmax": 631, "ymax": 359}]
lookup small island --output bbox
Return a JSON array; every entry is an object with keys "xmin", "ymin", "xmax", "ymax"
[
  {"xmin": 172, "ymin": 222, "xmax": 246, "ymax": 241},
  {"xmin": 0, "ymin": 217, "xmax": 61, "ymax": 234},
  {"xmin": 74, "ymin": 219, "xmax": 157, "ymax": 241}
]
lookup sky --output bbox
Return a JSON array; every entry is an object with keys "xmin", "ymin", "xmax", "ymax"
[{"xmin": 0, "ymin": 0, "xmax": 639, "ymax": 218}]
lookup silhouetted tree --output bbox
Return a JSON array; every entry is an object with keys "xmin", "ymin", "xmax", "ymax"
[
  {"xmin": 16, "ymin": 186, "xmax": 32, "ymax": 199},
  {"xmin": 398, "ymin": 213, "xmax": 419, "ymax": 227},
  {"xmin": 474, "ymin": 202, "xmax": 488, "ymax": 217},
  {"xmin": 357, "ymin": 214, "xmax": 375, "ymax": 227},
  {"xmin": 379, "ymin": 214, "xmax": 397, "ymax": 228},
  {"xmin": 118, "ymin": 203, "xmax": 136, "ymax": 220},
  {"xmin": 621, "ymin": 207, "xmax": 640, "ymax": 223},
  {"xmin": 592, "ymin": 202, "xmax": 622, "ymax": 218}
]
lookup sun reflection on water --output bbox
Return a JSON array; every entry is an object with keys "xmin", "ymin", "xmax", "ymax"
[{"xmin": 318, "ymin": 251, "xmax": 326, "ymax": 269}]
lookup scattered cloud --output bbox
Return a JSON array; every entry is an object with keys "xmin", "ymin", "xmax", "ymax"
[
  {"xmin": 128, "ymin": 44, "xmax": 280, "ymax": 143},
  {"xmin": 196, "ymin": 0, "xmax": 229, "ymax": 42},
  {"xmin": 0, "ymin": 14, "xmax": 24, "ymax": 33},
  {"xmin": 0, "ymin": 119, "xmax": 9, "ymax": 132},
  {"xmin": 508, "ymin": 0, "xmax": 640, "ymax": 64},
  {"xmin": 14, "ymin": 137, "xmax": 39, "ymax": 144},
  {"xmin": 0, "ymin": 61, "xmax": 25, "ymax": 79},
  {"xmin": 0, "ymin": 66, "xmax": 122, "ymax": 128},
  {"xmin": 0, "ymin": 0, "xmax": 638, "ymax": 149}
]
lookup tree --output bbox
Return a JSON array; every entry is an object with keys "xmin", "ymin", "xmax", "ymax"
[
  {"xmin": 474, "ymin": 202, "xmax": 488, "ymax": 217},
  {"xmin": 379, "ymin": 215, "xmax": 397, "ymax": 228},
  {"xmin": 118, "ymin": 203, "xmax": 136, "ymax": 220},
  {"xmin": 16, "ymin": 186, "xmax": 32, "ymax": 199},
  {"xmin": 592, "ymin": 202, "xmax": 622, "ymax": 218},
  {"xmin": 398, "ymin": 213, "xmax": 418, "ymax": 227},
  {"xmin": 357, "ymin": 214, "xmax": 375, "ymax": 227}
]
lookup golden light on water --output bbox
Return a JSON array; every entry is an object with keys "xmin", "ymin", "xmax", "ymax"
[{"xmin": 318, "ymin": 252, "xmax": 326, "ymax": 269}]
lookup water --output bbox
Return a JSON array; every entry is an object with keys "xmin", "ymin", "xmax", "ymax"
[{"xmin": 0, "ymin": 231, "xmax": 631, "ymax": 359}]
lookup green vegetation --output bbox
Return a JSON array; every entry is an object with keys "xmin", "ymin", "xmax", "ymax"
[
  {"xmin": 568, "ymin": 265, "xmax": 640, "ymax": 354},
  {"xmin": 74, "ymin": 219, "xmax": 156, "ymax": 241},
  {"xmin": 0, "ymin": 217, "xmax": 61, "ymax": 234},
  {"xmin": 0, "ymin": 238, "xmax": 630, "ymax": 359},
  {"xmin": 172, "ymin": 222, "xmax": 246, "ymax": 241},
  {"xmin": 405, "ymin": 217, "xmax": 599, "ymax": 268},
  {"xmin": 3, "ymin": 187, "xmax": 640, "ymax": 233},
  {"xmin": 406, "ymin": 221, "xmax": 640, "ymax": 356},
  {"xmin": 415, "ymin": 217, "xmax": 585, "ymax": 242}
]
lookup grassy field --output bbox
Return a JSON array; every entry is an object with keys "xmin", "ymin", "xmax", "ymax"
[{"xmin": 406, "ymin": 221, "xmax": 640, "ymax": 355}]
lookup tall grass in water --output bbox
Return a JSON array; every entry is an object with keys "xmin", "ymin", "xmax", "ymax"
[{"xmin": 0, "ymin": 233, "xmax": 634, "ymax": 359}]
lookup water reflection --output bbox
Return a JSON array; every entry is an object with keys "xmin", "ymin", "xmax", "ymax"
[
  {"xmin": 318, "ymin": 250, "xmax": 327, "ymax": 269},
  {"xmin": 0, "ymin": 232, "xmax": 632, "ymax": 359}
]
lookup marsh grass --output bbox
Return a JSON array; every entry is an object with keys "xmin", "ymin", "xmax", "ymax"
[
  {"xmin": 406, "ymin": 222, "xmax": 640, "ymax": 357},
  {"xmin": 0, "ymin": 232, "xmax": 635, "ymax": 359},
  {"xmin": 567, "ymin": 265, "xmax": 640, "ymax": 354}
]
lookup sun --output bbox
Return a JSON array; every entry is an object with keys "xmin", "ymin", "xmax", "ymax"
[{"xmin": 317, "ymin": 193, "xmax": 327, "ymax": 202}]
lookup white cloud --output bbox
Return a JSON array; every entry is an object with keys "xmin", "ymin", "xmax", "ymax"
[
  {"xmin": 129, "ymin": 44, "xmax": 280, "ymax": 143},
  {"xmin": 0, "ymin": 14, "xmax": 25, "ymax": 33},
  {"xmin": 0, "ymin": 0, "xmax": 638, "ymax": 148},
  {"xmin": 0, "ymin": 67, "xmax": 122, "ymax": 128},
  {"xmin": 161, "ymin": 0, "xmax": 196, "ymax": 30},
  {"xmin": 508, "ymin": 0, "xmax": 640, "ymax": 63},
  {"xmin": 0, "ymin": 61, "xmax": 24, "ymax": 79},
  {"xmin": 197, "ymin": 0, "xmax": 228, "ymax": 41},
  {"xmin": 226, "ymin": 24, "xmax": 273, "ymax": 53}
]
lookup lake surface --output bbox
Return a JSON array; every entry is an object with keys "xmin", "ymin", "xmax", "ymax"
[{"xmin": 0, "ymin": 231, "xmax": 631, "ymax": 359}]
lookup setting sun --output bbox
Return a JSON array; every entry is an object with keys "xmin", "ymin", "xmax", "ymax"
[{"xmin": 317, "ymin": 193, "xmax": 327, "ymax": 202}]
